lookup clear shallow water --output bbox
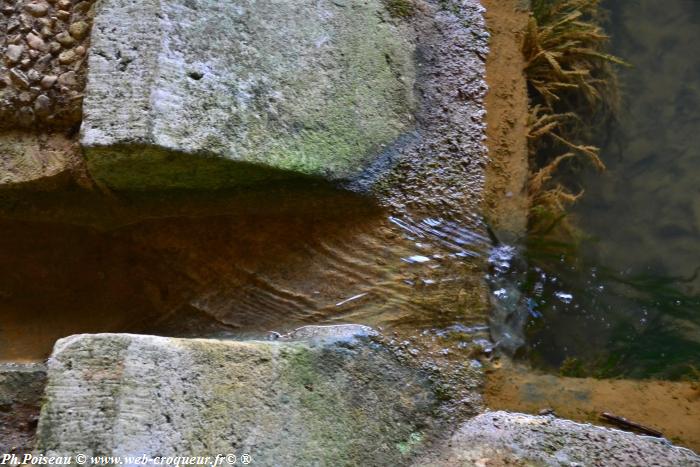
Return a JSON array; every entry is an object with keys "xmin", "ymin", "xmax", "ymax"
[
  {"xmin": 0, "ymin": 204, "xmax": 493, "ymax": 361},
  {"xmin": 490, "ymin": 0, "xmax": 700, "ymax": 380}
]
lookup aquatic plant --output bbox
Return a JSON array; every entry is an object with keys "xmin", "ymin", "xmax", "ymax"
[
  {"xmin": 525, "ymin": 0, "xmax": 625, "ymax": 110},
  {"xmin": 523, "ymin": 0, "xmax": 627, "ymax": 237},
  {"xmin": 384, "ymin": 0, "xmax": 415, "ymax": 18},
  {"xmin": 520, "ymin": 248, "xmax": 700, "ymax": 380},
  {"xmin": 559, "ymin": 356, "xmax": 587, "ymax": 377}
]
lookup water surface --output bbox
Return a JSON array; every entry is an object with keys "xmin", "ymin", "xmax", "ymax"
[{"xmin": 491, "ymin": 0, "xmax": 700, "ymax": 380}]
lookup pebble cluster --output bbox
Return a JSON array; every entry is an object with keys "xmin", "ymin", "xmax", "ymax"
[{"xmin": 0, "ymin": 0, "xmax": 95, "ymax": 129}]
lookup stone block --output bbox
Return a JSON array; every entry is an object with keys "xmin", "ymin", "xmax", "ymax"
[{"xmin": 81, "ymin": 0, "xmax": 417, "ymax": 190}]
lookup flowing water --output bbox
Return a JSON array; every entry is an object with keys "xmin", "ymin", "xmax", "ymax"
[
  {"xmin": 0, "ymin": 195, "xmax": 493, "ymax": 361},
  {"xmin": 490, "ymin": 0, "xmax": 700, "ymax": 380},
  {"xmin": 0, "ymin": 0, "xmax": 494, "ymax": 362}
]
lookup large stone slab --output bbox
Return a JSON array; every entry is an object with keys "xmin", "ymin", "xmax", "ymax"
[
  {"xmin": 36, "ymin": 328, "xmax": 441, "ymax": 465},
  {"xmin": 81, "ymin": 0, "xmax": 417, "ymax": 190},
  {"xmin": 414, "ymin": 411, "xmax": 700, "ymax": 466}
]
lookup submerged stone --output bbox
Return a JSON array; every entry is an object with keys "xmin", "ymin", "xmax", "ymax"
[
  {"xmin": 81, "ymin": 0, "xmax": 417, "ymax": 190},
  {"xmin": 36, "ymin": 330, "xmax": 441, "ymax": 465}
]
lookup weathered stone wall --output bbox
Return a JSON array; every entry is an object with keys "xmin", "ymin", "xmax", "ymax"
[
  {"xmin": 81, "ymin": 0, "xmax": 418, "ymax": 189},
  {"xmin": 0, "ymin": 0, "xmax": 95, "ymax": 129}
]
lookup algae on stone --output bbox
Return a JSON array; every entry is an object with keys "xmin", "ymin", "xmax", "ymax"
[
  {"xmin": 82, "ymin": 0, "xmax": 417, "ymax": 190},
  {"xmin": 36, "ymin": 331, "xmax": 441, "ymax": 465}
]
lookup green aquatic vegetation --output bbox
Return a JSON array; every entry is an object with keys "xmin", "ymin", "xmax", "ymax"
[
  {"xmin": 523, "ymin": 0, "xmax": 627, "ymax": 237},
  {"xmin": 559, "ymin": 356, "xmax": 587, "ymax": 377},
  {"xmin": 598, "ymin": 269, "xmax": 700, "ymax": 379},
  {"xmin": 384, "ymin": 0, "xmax": 415, "ymax": 18},
  {"xmin": 522, "ymin": 243, "xmax": 700, "ymax": 379}
]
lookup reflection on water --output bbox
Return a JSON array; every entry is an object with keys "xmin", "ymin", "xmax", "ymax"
[
  {"xmin": 489, "ymin": 243, "xmax": 700, "ymax": 379},
  {"xmin": 0, "ymin": 202, "xmax": 492, "ymax": 361},
  {"xmin": 490, "ymin": 0, "xmax": 700, "ymax": 380}
]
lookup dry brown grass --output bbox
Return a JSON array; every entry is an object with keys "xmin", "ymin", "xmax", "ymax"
[{"xmin": 523, "ymin": 0, "xmax": 627, "ymax": 237}]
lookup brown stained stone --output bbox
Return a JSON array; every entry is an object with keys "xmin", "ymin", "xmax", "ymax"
[
  {"xmin": 57, "ymin": 50, "xmax": 75, "ymax": 64},
  {"xmin": 8, "ymin": 33, "xmax": 23, "ymax": 44},
  {"xmin": 57, "ymin": 70, "xmax": 76, "ymax": 87},
  {"xmin": 26, "ymin": 32, "xmax": 49, "ymax": 52},
  {"xmin": 68, "ymin": 21, "xmax": 88, "ymax": 39},
  {"xmin": 56, "ymin": 10, "xmax": 69, "ymax": 21},
  {"xmin": 0, "ymin": 132, "xmax": 81, "ymax": 188},
  {"xmin": 74, "ymin": 45, "xmax": 85, "ymax": 56},
  {"xmin": 0, "ymin": 364, "xmax": 47, "ymax": 455},
  {"xmin": 24, "ymin": 2, "xmax": 50, "ymax": 17},
  {"xmin": 17, "ymin": 106, "xmax": 34, "ymax": 124},
  {"xmin": 55, "ymin": 30, "xmax": 75, "ymax": 46},
  {"xmin": 74, "ymin": 1, "xmax": 90, "ymax": 14},
  {"xmin": 49, "ymin": 41, "xmax": 61, "ymax": 54},
  {"xmin": 56, "ymin": 0, "xmax": 71, "ymax": 11}
]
